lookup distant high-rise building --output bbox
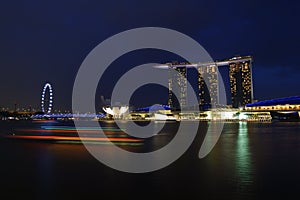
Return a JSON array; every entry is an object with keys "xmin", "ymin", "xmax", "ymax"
[
  {"xmin": 198, "ymin": 67, "xmax": 205, "ymax": 106},
  {"xmin": 163, "ymin": 55, "xmax": 253, "ymax": 109},
  {"xmin": 229, "ymin": 56, "xmax": 253, "ymax": 108},
  {"xmin": 198, "ymin": 64, "xmax": 219, "ymax": 106},
  {"xmin": 168, "ymin": 65, "xmax": 187, "ymax": 109}
]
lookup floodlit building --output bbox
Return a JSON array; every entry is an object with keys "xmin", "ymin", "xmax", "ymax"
[
  {"xmin": 162, "ymin": 56, "xmax": 253, "ymax": 109},
  {"xmin": 229, "ymin": 56, "xmax": 253, "ymax": 108},
  {"xmin": 198, "ymin": 64, "xmax": 219, "ymax": 106},
  {"xmin": 103, "ymin": 106, "xmax": 129, "ymax": 119},
  {"xmin": 167, "ymin": 64, "xmax": 187, "ymax": 109}
]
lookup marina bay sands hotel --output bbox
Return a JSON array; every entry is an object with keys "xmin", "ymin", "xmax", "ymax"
[{"xmin": 159, "ymin": 55, "xmax": 253, "ymax": 109}]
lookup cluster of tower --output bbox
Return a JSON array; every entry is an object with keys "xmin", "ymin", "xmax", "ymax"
[{"xmin": 167, "ymin": 56, "xmax": 253, "ymax": 109}]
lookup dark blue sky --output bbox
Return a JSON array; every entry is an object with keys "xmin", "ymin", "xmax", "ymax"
[{"xmin": 0, "ymin": 0, "xmax": 299, "ymax": 111}]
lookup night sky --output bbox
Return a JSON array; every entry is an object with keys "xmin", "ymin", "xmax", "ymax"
[{"xmin": 0, "ymin": 0, "xmax": 299, "ymax": 111}]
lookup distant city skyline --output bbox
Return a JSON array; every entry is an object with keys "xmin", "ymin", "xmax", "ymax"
[{"xmin": 0, "ymin": 54, "xmax": 296, "ymax": 112}]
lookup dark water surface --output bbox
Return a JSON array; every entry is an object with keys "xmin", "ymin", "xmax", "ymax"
[{"xmin": 1, "ymin": 120, "xmax": 300, "ymax": 199}]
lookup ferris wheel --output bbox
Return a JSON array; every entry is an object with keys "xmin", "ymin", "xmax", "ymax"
[{"xmin": 41, "ymin": 83, "xmax": 53, "ymax": 113}]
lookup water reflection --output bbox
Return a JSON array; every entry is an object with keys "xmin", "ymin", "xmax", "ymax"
[
  {"xmin": 235, "ymin": 122, "xmax": 254, "ymax": 195},
  {"xmin": 36, "ymin": 146, "xmax": 54, "ymax": 199}
]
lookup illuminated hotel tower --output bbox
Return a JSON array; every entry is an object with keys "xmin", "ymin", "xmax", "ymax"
[
  {"xmin": 229, "ymin": 56, "xmax": 253, "ymax": 108},
  {"xmin": 164, "ymin": 56, "xmax": 253, "ymax": 109},
  {"xmin": 198, "ymin": 64, "xmax": 219, "ymax": 106},
  {"xmin": 168, "ymin": 65, "xmax": 187, "ymax": 109}
]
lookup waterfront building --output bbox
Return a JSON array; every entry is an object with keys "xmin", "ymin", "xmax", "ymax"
[
  {"xmin": 163, "ymin": 56, "xmax": 253, "ymax": 109},
  {"xmin": 167, "ymin": 63, "xmax": 187, "ymax": 109},
  {"xmin": 198, "ymin": 64, "xmax": 218, "ymax": 106},
  {"xmin": 229, "ymin": 56, "xmax": 253, "ymax": 108}
]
